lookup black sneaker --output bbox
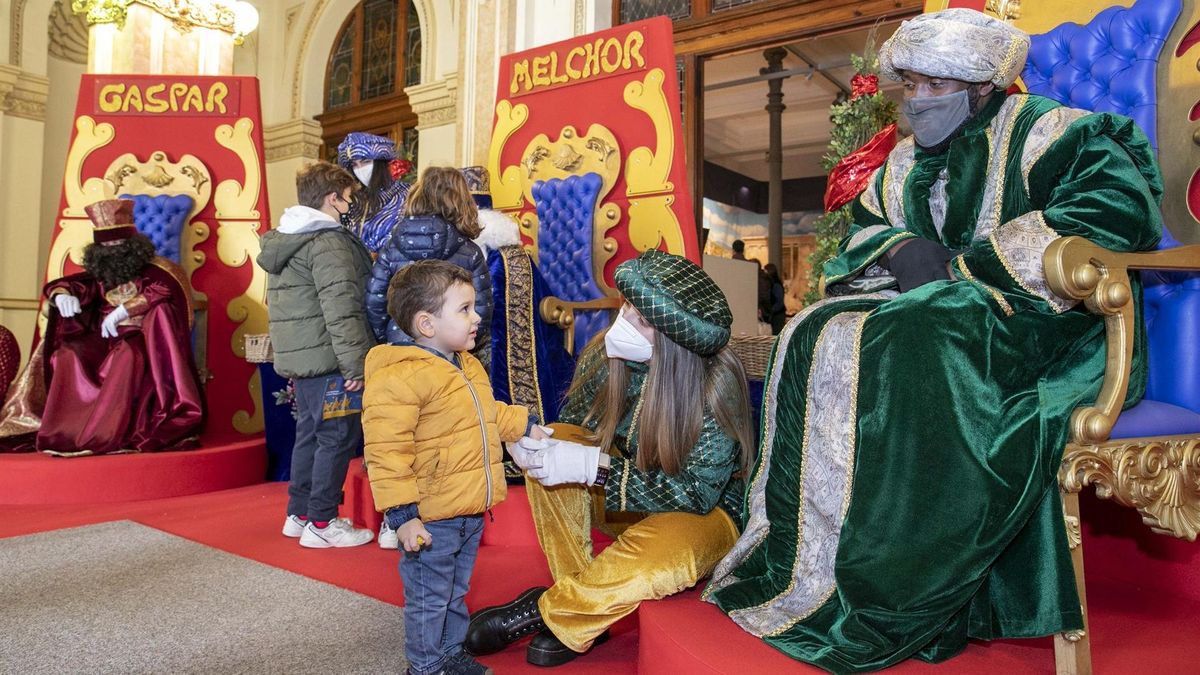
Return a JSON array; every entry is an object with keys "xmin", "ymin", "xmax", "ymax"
[
  {"xmin": 445, "ymin": 651, "xmax": 493, "ymax": 675},
  {"xmin": 464, "ymin": 586, "xmax": 549, "ymax": 655}
]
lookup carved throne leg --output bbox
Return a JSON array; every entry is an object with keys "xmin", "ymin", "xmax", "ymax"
[{"xmin": 1054, "ymin": 489, "xmax": 1092, "ymax": 675}]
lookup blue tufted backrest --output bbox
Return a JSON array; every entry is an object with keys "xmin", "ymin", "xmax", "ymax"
[
  {"xmin": 534, "ymin": 173, "xmax": 609, "ymax": 354},
  {"xmin": 1021, "ymin": 0, "xmax": 1181, "ymax": 150},
  {"xmin": 121, "ymin": 193, "xmax": 194, "ymax": 263}
]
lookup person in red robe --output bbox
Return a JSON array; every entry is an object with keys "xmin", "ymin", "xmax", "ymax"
[{"xmin": 0, "ymin": 198, "xmax": 205, "ymax": 455}]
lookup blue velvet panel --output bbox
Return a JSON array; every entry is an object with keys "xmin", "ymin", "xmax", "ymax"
[
  {"xmin": 534, "ymin": 173, "xmax": 609, "ymax": 353},
  {"xmin": 121, "ymin": 193, "xmax": 193, "ymax": 263},
  {"xmin": 1021, "ymin": 0, "xmax": 1181, "ymax": 149}
]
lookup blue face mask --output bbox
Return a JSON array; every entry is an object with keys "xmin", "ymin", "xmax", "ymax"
[{"xmin": 902, "ymin": 89, "xmax": 971, "ymax": 149}]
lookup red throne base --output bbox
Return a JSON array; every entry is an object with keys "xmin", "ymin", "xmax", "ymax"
[{"xmin": 0, "ymin": 435, "xmax": 266, "ymax": 505}]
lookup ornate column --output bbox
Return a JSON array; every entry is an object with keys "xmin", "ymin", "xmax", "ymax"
[
  {"xmin": 762, "ymin": 47, "xmax": 787, "ymax": 271},
  {"xmin": 262, "ymin": 118, "xmax": 322, "ymax": 226},
  {"xmin": 406, "ymin": 74, "xmax": 460, "ymax": 168},
  {"xmin": 0, "ymin": 64, "xmax": 49, "ymax": 352}
]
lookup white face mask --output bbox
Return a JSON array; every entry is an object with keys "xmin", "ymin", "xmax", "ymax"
[
  {"xmin": 604, "ymin": 309, "xmax": 653, "ymax": 363},
  {"xmin": 353, "ymin": 164, "xmax": 374, "ymax": 186}
]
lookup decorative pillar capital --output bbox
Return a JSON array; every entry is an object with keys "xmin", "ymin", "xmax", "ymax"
[
  {"xmin": 405, "ymin": 74, "xmax": 460, "ymax": 130},
  {"xmin": 0, "ymin": 65, "xmax": 49, "ymax": 122},
  {"xmin": 263, "ymin": 118, "xmax": 323, "ymax": 163}
]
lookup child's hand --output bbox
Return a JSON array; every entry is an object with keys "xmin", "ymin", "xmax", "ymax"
[
  {"xmin": 397, "ymin": 518, "xmax": 432, "ymax": 552},
  {"xmin": 528, "ymin": 424, "xmax": 553, "ymax": 441}
]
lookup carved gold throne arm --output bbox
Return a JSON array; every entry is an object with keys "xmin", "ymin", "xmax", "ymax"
[
  {"xmin": 1045, "ymin": 237, "xmax": 1200, "ymax": 445},
  {"xmin": 539, "ymin": 296, "xmax": 623, "ymax": 356},
  {"xmin": 1048, "ymin": 238, "xmax": 1200, "ymax": 546}
]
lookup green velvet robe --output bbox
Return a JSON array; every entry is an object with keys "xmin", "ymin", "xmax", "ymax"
[{"xmin": 704, "ymin": 93, "xmax": 1163, "ymax": 673}]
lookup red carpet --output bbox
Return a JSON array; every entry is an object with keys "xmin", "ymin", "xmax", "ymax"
[
  {"xmin": 1, "ymin": 484, "xmax": 1197, "ymax": 673},
  {"xmin": 0, "ymin": 436, "xmax": 266, "ymax": 505}
]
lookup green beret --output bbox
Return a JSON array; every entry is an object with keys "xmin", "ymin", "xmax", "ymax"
[{"xmin": 613, "ymin": 249, "xmax": 732, "ymax": 356}]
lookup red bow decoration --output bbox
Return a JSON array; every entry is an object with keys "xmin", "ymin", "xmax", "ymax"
[
  {"xmin": 389, "ymin": 158, "xmax": 414, "ymax": 181},
  {"xmin": 823, "ymin": 123, "xmax": 898, "ymax": 212},
  {"xmin": 850, "ymin": 73, "xmax": 879, "ymax": 99}
]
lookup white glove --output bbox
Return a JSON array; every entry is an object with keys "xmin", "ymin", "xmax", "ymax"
[
  {"xmin": 54, "ymin": 294, "xmax": 81, "ymax": 318},
  {"xmin": 100, "ymin": 304, "xmax": 130, "ymax": 339},
  {"xmin": 509, "ymin": 436, "xmax": 548, "ymax": 471},
  {"xmin": 527, "ymin": 440, "xmax": 602, "ymax": 487}
]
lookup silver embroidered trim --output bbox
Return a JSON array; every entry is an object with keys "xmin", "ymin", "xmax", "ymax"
[
  {"xmin": 846, "ymin": 224, "xmax": 891, "ymax": 251},
  {"xmin": 930, "ymin": 170, "xmax": 949, "ymax": 237},
  {"xmin": 705, "ymin": 296, "xmax": 882, "ymax": 601},
  {"xmin": 710, "ymin": 310, "xmax": 869, "ymax": 637},
  {"xmin": 882, "ymin": 137, "xmax": 916, "ymax": 231},
  {"xmin": 860, "ymin": 168, "xmax": 884, "ymax": 218},
  {"xmin": 990, "ymin": 210, "xmax": 1076, "ymax": 313},
  {"xmin": 972, "ymin": 95, "xmax": 1027, "ymax": 241},
  {"xmin": 1020, "ymin": 106, "xmax": 1088, "ymax": 196}
]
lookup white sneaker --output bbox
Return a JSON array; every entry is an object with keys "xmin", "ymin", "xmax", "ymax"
[
  {"xmin": 378, "ymin": 520, "xmax": 399, "ymax": 550},
  {"xmin": 299, "ymin": 518, "xmax": 374, "ymax": 548},
  {"xmin": 282, "ymin": 515, "xmax": 306, "ymax": 538}
]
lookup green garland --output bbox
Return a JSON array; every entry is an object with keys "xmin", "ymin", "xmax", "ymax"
[{"xmin": 803, "ymin": 45, "xmax": 898, "ymax": 306}]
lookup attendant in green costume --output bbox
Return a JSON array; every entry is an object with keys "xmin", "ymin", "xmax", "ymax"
[
  {"xmin": 465, "ymin": 251, "xmax": 755, "ymax": 667},
  {"xmin": 705, "ymin": 8, "xmax": 1162, "ymax": 673}
]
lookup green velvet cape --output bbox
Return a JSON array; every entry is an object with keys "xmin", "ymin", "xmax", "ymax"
[{"xmin": 704, "ymin": 93, "xmax": 1163, "ymax": 673}]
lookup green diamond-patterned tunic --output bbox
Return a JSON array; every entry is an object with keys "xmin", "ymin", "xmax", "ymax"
[{"xmin": 557, "ymin": 346, "xmax": 745, "ymax": 523}]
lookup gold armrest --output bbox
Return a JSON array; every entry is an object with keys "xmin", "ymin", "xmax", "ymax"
[
  {"xmin": 539, "ymin": 295, "xmax": 622, "ymax": 356},
  {"xmin": 1044, "ymin": 237, "xmax": 1200, "ymax": 444}
]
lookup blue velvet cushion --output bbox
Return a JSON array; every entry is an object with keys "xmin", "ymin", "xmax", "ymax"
[
  {"xmin": 534, "ymin": 173, "xmax": 609, "ymax": 354},
  {"xmin": 1112, "ymin": 400, "xmax": 1200, "ymax": 439},
  {"xmin": 121, "ymin": 193, "xmax": 193, "ymax": 263},
  {"xmin": 1021, "ymin": 0, "xmax": 1181, "ymax": 149}
]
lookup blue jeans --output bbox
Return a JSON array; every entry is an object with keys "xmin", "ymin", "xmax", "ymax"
[
  {"xmin": 286, "ymin": 375, "xmax": 361, "ymax": 522},
  {"xmin": 399, "ymin": 514, "xmax": 484, "ymax": 675}
]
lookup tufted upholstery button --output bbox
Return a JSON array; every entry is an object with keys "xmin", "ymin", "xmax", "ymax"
[{"xmin": 119, "ymin": 193, "xmax": 194, "ymax": 263}]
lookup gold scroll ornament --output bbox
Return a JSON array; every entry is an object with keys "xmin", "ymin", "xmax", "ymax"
[
  {"xmin": 623, "ymin": 68, "xmax": 685, "ymax": 257},
  {"xmin": 215, "ymin": 117, "xmax": 268, "ymax": 434}
]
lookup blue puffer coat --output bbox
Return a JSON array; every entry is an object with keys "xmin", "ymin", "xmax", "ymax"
[{"xmin": 364, "ymin": 215, "xmax": 494, "ymax": 345}]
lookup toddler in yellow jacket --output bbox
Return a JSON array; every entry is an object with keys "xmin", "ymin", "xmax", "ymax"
[{"xmin": 363, "ymin": 259, "xmax": 546, "ymax": 675}]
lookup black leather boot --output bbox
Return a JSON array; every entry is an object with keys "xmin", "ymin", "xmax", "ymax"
[
  {"xmin": 525, "ymin": 629, "xmax": 610, "ymax": 667},
  {"xmin": 464, "ymin": 586, "xmax": 548, "ymax": 655}
]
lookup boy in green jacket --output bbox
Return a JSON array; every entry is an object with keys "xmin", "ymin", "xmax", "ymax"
[{"xmin": 257, "ymin": 161, "xmax": 376, "ymax": 548}]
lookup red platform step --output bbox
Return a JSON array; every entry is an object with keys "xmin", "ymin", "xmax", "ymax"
[{"xmin": 0, "ymin": 435, "xmax": 266, "ymax": 505}]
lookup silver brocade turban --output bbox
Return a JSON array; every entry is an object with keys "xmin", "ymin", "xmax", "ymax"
[{"xmin": 879, "ymin": 8, "xmax": 1030, "ymax": 88}]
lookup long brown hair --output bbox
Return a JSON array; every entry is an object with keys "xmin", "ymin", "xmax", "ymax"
[
  {"xmin": 403, "ymin": 166, "xmax": 481, "ymax": 238},
  {"xmin": 568, "ymin": 322, "xmax": 756, "ymax": 478}
]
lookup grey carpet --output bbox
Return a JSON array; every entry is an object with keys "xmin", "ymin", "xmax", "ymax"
[{"xmin": 0, "ymin": 521, "xmax": 406, "ymax": 675}]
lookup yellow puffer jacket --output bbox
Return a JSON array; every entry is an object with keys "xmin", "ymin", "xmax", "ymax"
[{"xmin": 362, "ymin": 345, "xmax": 529, "ymax": 521}]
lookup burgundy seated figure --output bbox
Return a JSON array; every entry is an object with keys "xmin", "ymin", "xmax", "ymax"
[{"xmin": 0, "ymin": 198, "xmax": 204, "ymax": 455}]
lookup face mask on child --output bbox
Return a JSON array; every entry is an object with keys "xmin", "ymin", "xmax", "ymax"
[
  {"xmin": 604, "ymin": 309, "xmax": 653, "ymax": 363},
  {"xmin": 353, "ymin": 164, "xmax": 374, "ymax": 186}
]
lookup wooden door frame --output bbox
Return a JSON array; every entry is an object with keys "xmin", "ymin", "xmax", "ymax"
[{"xmin": 667, "ymin": 0, "xmax": 924, "ymax": 244}]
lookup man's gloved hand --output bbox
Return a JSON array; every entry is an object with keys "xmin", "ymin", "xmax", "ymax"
[
  {"xmin": 527, "ymin": 440, "xmax": 601, "ymax": 487},
  {"xmin": 100, "ymin": 304, "xmax": 130, "ymax": 339},
  {"xmin": 882, "ymin": 238, "xmax": 955, "ymax": 293},
  {"xmin": 54, "ymin": 294, "xmax": 81, "ymax": 318},
  {"xmin": 509, "ymin": 434, "xmax": 549, "ymax": 472}
]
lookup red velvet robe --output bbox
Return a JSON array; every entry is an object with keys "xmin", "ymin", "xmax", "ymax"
[{"xmin": 30, "ymin": 259, "xmax": 204, "ymax": 455}]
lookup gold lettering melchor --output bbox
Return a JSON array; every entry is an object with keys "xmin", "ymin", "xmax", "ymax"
[{"xmin": 509, "ymin": 31, "xmax": 646, "ymax": 95}]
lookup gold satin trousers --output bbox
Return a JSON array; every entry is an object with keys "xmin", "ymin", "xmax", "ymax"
[{"xmin": 525, "ymin": 475, "xmax": 738, "ymax": 653}]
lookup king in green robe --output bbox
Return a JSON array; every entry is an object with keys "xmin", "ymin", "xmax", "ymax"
[{"xmin": 705, "ymin": 9, "xmax": 1163, "ymax": 673}]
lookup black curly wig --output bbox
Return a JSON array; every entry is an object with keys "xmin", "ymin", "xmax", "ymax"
[{"xmin": 81, "ymin": 234, "xmax": 158, "ymax": 288}]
